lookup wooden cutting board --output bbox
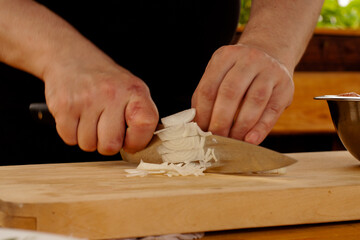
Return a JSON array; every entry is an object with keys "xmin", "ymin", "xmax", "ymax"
[{"xmin": 1, "ymin": 151, "xmax": 360, "ymax": 239}]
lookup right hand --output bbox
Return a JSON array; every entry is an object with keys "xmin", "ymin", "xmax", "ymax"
[
  {"xmin": 0, "ymin": 0, "xmax": 159, "ymax": 155},
  {"xmin": 43, "ymin": 51, "xmax": 159, "ymax": 156}
]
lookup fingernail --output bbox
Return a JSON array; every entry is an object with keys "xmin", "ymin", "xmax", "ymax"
[{"xmin": 245, "ymin": 132, "xmax": 260, "ymax": 145}]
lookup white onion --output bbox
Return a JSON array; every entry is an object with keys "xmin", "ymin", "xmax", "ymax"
[
  {"xmin": 160, "ymin": 108, "xmax": 196, "ymax": 128},
  {"xmin": 155, "ymin": 122, "xmax": 199, "ymax": 141},
  {"xmin": 125, "ymin": 108, "xmax": 218, "ymax": 177},
  {"xmin": 125, "ymin": 161, "xmax": 206, "ymax": 177},
  {"xmin": 157, "ymin": 136, "xmax": 205, "ymax": 154},
  {"xmin": 161, "ymin": 148, "xmax": 206, "ymax": 163},
  {"xmin": 154, "ymin": 122, "xmax": 211, "ymax": 141}
]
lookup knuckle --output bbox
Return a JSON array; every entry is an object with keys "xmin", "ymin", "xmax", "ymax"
[
  {"xmin": 257, "ymin": 119, "xmax": 274, "ymax": 132},
  {"xmin": 196, "ymin": 85, "xmax": 217, "ymax": 103},
  {"xmin": 230, "ymin": 125, "xmax": 250, "ymax": 140},
  {"xmin": 126, "ymin": 101, "xmax": 159, "ymax": 128},
  {"xmin": 266, "ymin": 102, "xmax": 284, "ymax": 116},
  {"xmin": 129, "ymin": 113, "xmax": 158, "ymax": 130},
  {"xmin": 248, "ymin": 88, "xmax": 268, "ymax": 105},
  {"xmin": 79, "ymin": 92, "xmax": 95, "ymax": 108},
  {"xmin": 213, "ymin": 45, "xmax": 237, "ymax": 60},
  {"xmin": 213, "ymin": 45, "xmax": 227, "ymax": 57},
  {"xmin": 98, "ymin": 79, "xmax": 119, "ymax": 101},
  {"xmin": 233, "ymin": 112, "xmax": 259, "ymax": 137},
  {"xmin": 241, "ymin": 117, "xmax": 257, "ymax": 129},
  {"xmin": 219, "ymin": 82, "xmax": 240, "ymax": 101},
  {"xmin": 97, "ymin": 75, "xmax": 149, "ymax": 103},
  {"xmin": 49, "ymin": 96, "xmax": 72, "ymax": 114},
  {"xmin": 127, "ymin": 78, "xmax": 149, "ymax": 95}
]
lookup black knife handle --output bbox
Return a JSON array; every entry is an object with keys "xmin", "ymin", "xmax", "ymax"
[{"xmin": 29, "ymin": 103, "xmax": 56, "ymax": 126}]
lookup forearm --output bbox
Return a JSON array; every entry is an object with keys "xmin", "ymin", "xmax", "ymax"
[
  {"xmin": 0, "ymin": 0, "xmax": 112, "ymax": 80},
  {"xmin": 238, "ymin": 0, "xmax": 324, "ymax": 72}
]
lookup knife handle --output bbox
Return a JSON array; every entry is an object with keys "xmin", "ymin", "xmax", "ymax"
[{"xmin": 29, "ymin": 103, "xmax": 56, "ymax": 126}]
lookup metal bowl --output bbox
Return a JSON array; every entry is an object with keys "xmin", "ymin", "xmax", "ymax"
[{"xmin": 315, "ymin": 95, "xmax": 360, "ymax": 161}]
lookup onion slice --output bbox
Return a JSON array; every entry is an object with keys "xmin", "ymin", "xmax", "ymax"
[
  {"xmin": 157, "ymin": 136, "xmax": 205, "ymax": 154},
  {"xmin": 125, "ymin": 108, "xmax": 217, "ymax": 177},
  {"xmin": 124, "ymin": 161, "xmax": 206, "ymax": 177},
  {"xmin": 160, "ymin": 108, "xmax": 196, "ymax": 128},
  {"xmin": 154, "ymin": 122, "xmax": 211, "ymax": 141},
  {"xmin": 161, "ymin": 148, "xmax": 205, "ymax": 163}
]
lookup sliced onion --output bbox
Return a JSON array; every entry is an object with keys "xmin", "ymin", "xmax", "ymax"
[
  {"xmin": 136, "ymin": 161, "xmax": 171, "ymax": 171},
  {"xmin": 154, "ymin": 122, "xmax": 210, "ymax": 141},
  {"xmin": 157, "ymin": 136, "xmax": 205, "ymax": 154},
  {"xmin": 161, "ymin": 148, "xmax": 206, "ymax": 163},
  {"xmin": 161, "ymin": 108, "xmax": 196, "ymax": 128},
  {"xmin": 170, "ymin": 162, "xmax": 206, "ymax": 176},
  {"xmin": 125, "ymin": 161, "xmax": 206, "ymax": 177},
  {"xmin": 125, "ymin": 108, "xmax": 217, "ymax": 177}
]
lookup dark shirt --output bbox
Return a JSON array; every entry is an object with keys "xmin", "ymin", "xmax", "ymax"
[{"xmin": 0, "ymin": 1, "xmax": 239, "ymax": 164}]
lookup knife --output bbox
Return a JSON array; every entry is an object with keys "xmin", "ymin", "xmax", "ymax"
[{"xmin": 29, "ymin": 103, "xmax": 297, "ymax": 173}]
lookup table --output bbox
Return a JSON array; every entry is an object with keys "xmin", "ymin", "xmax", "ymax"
[{"xmin": 202, "ymin": 220, "xmax": 360, "ymax": 240}]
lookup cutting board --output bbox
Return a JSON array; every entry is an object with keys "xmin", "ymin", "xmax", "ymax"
[
  {"xmin": 0, "ymin": 228, "xmax": 84, "ymax": 240},
  {"xmin": 1, "ymin": 151, "xmax": 360, "ymax": 239}
]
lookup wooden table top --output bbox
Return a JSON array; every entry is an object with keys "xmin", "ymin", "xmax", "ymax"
[
  {"xmin": 1, "ymin": 151, "xmax": 360, "ymax": 239},
  {"xmin": 202, "ymin": 220, "xmax": 360, "ymax": 240}
]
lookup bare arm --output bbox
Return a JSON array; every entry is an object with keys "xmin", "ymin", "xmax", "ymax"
[
  {"xmin": 239, "ymin": 0, "xmax": 324, "ymax": 72},
  {"xmin": 0, "ymin": 0, "xmax": 159, "ymax": 155},
  {"xmin": 192, "ymin": 0, "xmax": 323, "ymax": 144},
  {"xmin": 0, "ymin": 0, "xmax": 93, "ymax": 78}
]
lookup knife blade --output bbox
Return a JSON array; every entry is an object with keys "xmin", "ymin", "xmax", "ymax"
[
  {"xmin": 120, "ymin": 133, "xmax": 297, "ymax": 173},
  {"xmin": 29, "ymin": 103, "xmax": 297, "ymax": 173}
]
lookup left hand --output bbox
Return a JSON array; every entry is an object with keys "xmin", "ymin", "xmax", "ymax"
[{"xmin": 191, "ymin": 43, "xmax": 294, "ymax": 145}]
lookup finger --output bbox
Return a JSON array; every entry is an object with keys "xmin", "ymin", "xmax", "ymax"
[
  {"xmin": 123, "ymin": 95, "xmax": 159, "ymax": 153},
  {"xmin": 53, "ymin": 111, "xmax": 79, "ymax": 146},
  {"xmin": 208, "ymin": 62, "xmax": 259, "ymax": 137},
  {"xmin": 97, "ymin": 104, "xmax": 126, "ymax": 156},
  {"xmin": 191, "ymin": 46, "xmax": 238, "ymax": 130},
  {"xmin": 77, "ymin": 109, "xmax": 101, "ymax": 152},
  {"xmin": 229, "ymin": 72, "xmax": 274, "ymax": 141},
  {"xmin": 244, "ymin": 80, "xmax": 294, "ymax": 145}
]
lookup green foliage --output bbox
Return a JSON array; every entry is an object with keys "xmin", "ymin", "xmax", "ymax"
[
  {"xmin": 239, "ymin": 0, "xmax": 360, "ymax": 29},
  {"xmin": 239, "ymin": 0, "xmax": 251, "ymax": 25},
  {"xmin": 319, "ymin": 0, "xmax": 360, "ymax": 28}
]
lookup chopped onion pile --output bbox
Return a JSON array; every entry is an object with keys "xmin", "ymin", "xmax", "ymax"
[
  {"xmin": 125, "ymin": 109, "xmax": 217, "ymax": 177},
  {"xmin": 125, "ymin": 161, "xmax": 207, "ymax": 177}
]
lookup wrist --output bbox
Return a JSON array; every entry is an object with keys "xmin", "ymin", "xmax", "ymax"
[
  {"xmin": 235, "ymin": 42, "xmax": 293, "ymax": 81},
  {"xmin": 237, "ymin": 37, "xmax": 296, "ymax": 75}
]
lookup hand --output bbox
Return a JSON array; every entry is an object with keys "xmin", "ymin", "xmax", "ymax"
[
  {"xmin": 191, "ymin": 43, "xmax": 294, "ymax": 145},
  {"xmin": 43, "ymin": 53, "xmax": 159, "ymax": 155}
]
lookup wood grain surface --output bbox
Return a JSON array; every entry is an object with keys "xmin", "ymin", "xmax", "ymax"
[
  {"xmin": 1, "ymin": 151, "xmax": 360, "ymax": 239},
  {"xmin": 202, "ymin": 220, "xmax": 360, "ymax": 240}
]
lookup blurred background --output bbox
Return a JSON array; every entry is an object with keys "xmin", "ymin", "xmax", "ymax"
[{"xmin": 240, "ymin": 0, "xmax": 360, "ymax": 29}]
